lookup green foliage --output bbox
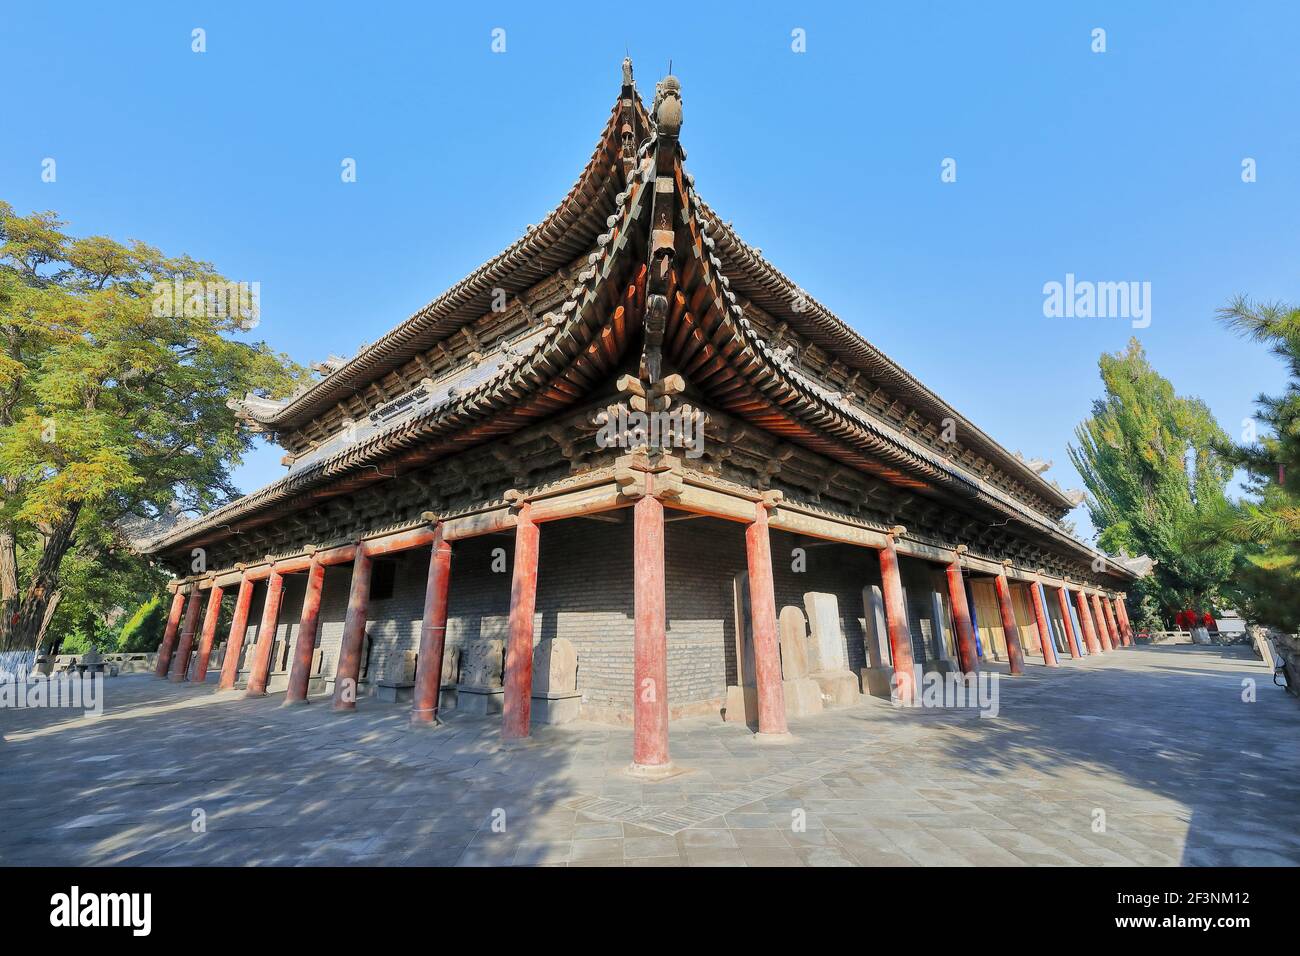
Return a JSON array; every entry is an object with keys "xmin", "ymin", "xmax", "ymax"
[
  {"xmin": 1131, "ymin": 592, "xmax": 1162, "ymax": 632},
  {"xmin": 1069, "ymin": 338, "xmax": 1237, "ymax": 621},
  {"xmin": 54, "ymin": 617, "xmax": 117, "ymax": 655},
  {"xmin": 1202, "ymin": 297, "xmax": 1300, "ymax": 631},
  {"xmin": 0, "ymin": 199, "xmax": 310, "ymax": 649},
  {"xmin": 118, "ymin": 594, "xmax": 166, "ymax": 653}
]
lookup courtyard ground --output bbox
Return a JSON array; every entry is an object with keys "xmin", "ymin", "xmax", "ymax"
[{"xmin": 1, "ymin": 642, "xmax": 1297, "ymax": 867}]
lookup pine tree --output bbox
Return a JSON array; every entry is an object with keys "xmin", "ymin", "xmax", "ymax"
[{"xmin": 1206, "ymin": 297, "xmax": 1300, "ymax": 630}]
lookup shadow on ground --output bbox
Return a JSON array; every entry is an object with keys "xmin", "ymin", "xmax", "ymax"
[{"xmin": 2, "ymin": 643, "xmax": 1296, "ymax": 866}]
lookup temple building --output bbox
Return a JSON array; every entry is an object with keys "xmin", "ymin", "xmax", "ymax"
[{"xmin": 137, "ymin": 62, "xmax": 1144, "ymax": 773}]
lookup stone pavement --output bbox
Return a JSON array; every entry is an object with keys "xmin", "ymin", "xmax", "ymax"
[{"xmin": 1, "ymin": 643, "xmax": 1297, "ymax": 866}]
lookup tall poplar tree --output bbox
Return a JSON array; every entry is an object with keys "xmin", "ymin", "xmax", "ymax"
[{"xmin": 1068, "ymin": 339, "xmax": 1236, "ymax": 622}]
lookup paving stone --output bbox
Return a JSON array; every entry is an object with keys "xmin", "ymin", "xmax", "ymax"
[{"xmin": 1, "ymin": 644, "xmax": 1294, "ymax": 867}]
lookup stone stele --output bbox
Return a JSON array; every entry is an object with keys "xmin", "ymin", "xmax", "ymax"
[
  {"xmin": 459, "ymin": 639, "xmax": 505, "ymax": 690},
  {"xmin": 778, "ymin": 605, "xmax": 810, "ymax": 679},
  {"xmin": 777, "ymin": 605, "xmax": 824, "ymax": 718},
  {"xmin": 802, "ymin": 592, "xmax": 862, "ymax": 708},
  {"xmin": 533, "ymin": 637, "xmax": 578, "ymax": 694}
]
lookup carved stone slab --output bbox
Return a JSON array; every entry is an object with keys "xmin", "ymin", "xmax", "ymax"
[
  {"xmin": 777, "ymin": 606, "xmax": 810, "ymax": 680},
  {"xmin": 391, "ymin": 649, "xmax": 418, "ymax": 683},
  {"xmin": 441, "ymin": 645, "xmax": 460, "ymax": 685},
  {"xmin": 533, "ymin": 637, "xmax": 577, "ymax": 694},
  {"xmin": 459, "ymin": 639, "xmax": 504, "ymax": 689},
  {"xmin": 861, "ymin": 585, "xmax": 890, "ymax": 670},
  {"xmin": 803, "ymin": 592, "xmax": 848, "ymax": 673}
]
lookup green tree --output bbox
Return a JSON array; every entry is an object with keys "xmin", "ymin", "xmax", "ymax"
[
  {"xmin": 1202, "ymin": 297, "xmax": 1300, "ymax": 630},
  {"xmin": 1068, "ymin": 338, "xmax": 1237, "ymax": 622},
  {"xmin": 118, "ymin": 595, "xmax": 167, "ymax": 654},
  {"xmin": 0, "ymin": 200, "xmax": 307, "ymax": 650}
]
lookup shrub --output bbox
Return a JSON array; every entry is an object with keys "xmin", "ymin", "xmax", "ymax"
[{"xmin": 119, "ymin": 596, "xmax": 167, "ymax": 653}]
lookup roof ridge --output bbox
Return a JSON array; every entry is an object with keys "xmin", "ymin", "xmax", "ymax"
[
  {"xmin": 670, "ymin": 155, "xmax": 1129, "ymax": 578},
  {"xmin": 237, "ymin": 84, "xmax": 641, "ymax": 431},
  {"xmin": 139, "ymin": 163, "xmax": 654, "ymax": 555},
  {"xmin": 693, "ymin": 201, "xmax": 1075, "ymax": 513}
]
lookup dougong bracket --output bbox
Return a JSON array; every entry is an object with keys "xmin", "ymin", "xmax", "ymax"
[{"xmin": 641, "ymin": 74, "xmax": 683, "ymax": 385}]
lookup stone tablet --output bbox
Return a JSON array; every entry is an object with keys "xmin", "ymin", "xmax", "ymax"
[
  {"xmin": 392, "ymin": 649, "xmax": 418, "ymax": 683},
  {"xmin": 803, "ymin": 592, "xmax": 848, "ymax": 673},
  {"xmin": 441, "ymin": 645, "xmax": 460, "ymax": 685},
  {"xmin": 460, "ymin": 639, "xmax": 504, "ymax": 689},
  {"xmin": 533, "ymin": 637, "xmax": 577, "ymax": 694},
  {"xmin": 861, "ymin": 585, "xmax": 889, "ymax": 669},
  {"xmin": 777, "ymin": 606, "xmax": 810, "ymax": 680}
]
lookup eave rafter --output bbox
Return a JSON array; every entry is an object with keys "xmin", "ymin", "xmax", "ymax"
[
  {"xmin": 140, "ymin": 167, "xmax": 653, "ymax": 556},
  {"xmin": 650, "ymin": 129, "xmax": 1128, "ymax": 579}
]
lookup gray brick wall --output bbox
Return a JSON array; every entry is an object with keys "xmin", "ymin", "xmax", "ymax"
[
  {"xmin": 770, "ymin": 531, "xmax": 879, "ymax": 676},
  {"xmin": 266, "ymin": 512, "xmax": 906, "ymax": 719}
]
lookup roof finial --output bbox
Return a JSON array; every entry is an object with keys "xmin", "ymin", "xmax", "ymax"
[
  {"xmin": 622, "ymin": 55, "xmax": 633, "ymax": 89},
  {"xmin": 654, "ymin": 72, "xmax": 682, "ymax": 138}
]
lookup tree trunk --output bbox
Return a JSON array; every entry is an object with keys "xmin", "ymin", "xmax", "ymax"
[
  {"xmin": 8, "ymin": 505, "xmax": 80, "ymax": 651},
  {"xmin": 0, "ymin": 528, "xmax": 17, "ymax": 650},
  {"xmin": 34, "ymin": 589, "xmax": 63, "ymax": 655}
]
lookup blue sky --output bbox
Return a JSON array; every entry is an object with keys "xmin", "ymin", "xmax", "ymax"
[{"xmin": 3, "ymin": 2, "xmax": 1297, "ymax": 540}]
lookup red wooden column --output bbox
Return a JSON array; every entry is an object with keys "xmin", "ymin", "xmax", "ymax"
[
  {"xmin": 1106, "ymin": 596, "xmax": 1124, "ymax": 646},
  {"xmin": 1029, "ymin": 581, "xmax": 1060, "ymax": 667},
  {"xmin": 167, "ymin": 589, "xmax": 204, "ymax": 681},
  {"xmin": 1075, "ymin": 589, "xmax": 1103, "ymax": 655},
  {"xmin": 218, "ymin": 575, "xmax": 255, "ymax": 690},
  {"xmin": 332, "ymin": 549, "xmax": 374, "ymax": 711},
  {"xmin": 284, "ymin": 558, "xmax": 326, "ymax": 704},
  {"xmin": 154, "ymin": 589, "xmax": 188, "ymax": 678},
  {"xmin": 1114, "ymin": 596, "xmax": 1128, "ymax": 642},
  {"xmin": 192, "ymin": 583, "xmax": 226, "ymax": 683},
  {"xmin": 1090, "ymin": 593, "xmax": 1114, "ymax": 651},
  {"xmin": 1118, "ymin": 596, "xmax": 1134, "ymax": 643},
  {"xmin": 879, "ymin": 532, "xmax": 917, "ymax": 702},
  {"xmin": 632, "ymin": 487, "xmax": 671, "ymax": 767},
  {"xmin": 245, "ymin": 569, "xmax": 285, "ymax": 697},
  {"xmin": 502, "ymin": 502, "xmax": 540, "ymax": 739},
  {"xmin": 992, "ymin": 572, "xmax": 1027, "ymax": 675},
  {"xmin": 944, "ymin": 553, "xmax": 980, "ymax": 674},
  {"xmin": 745, "ymin": 499, "xmax": 790, "ymax": 739},
  {"xmin": 411, "ymin": 527, "xmax": 453, "ymax": 726},
  {"xmin": 1103, "ymin": 596, "xmax": 1124, "ymax": 647},
  {"xmin": 1055, "ymin": 585, "xmax": 1083, "ymax": 659}
]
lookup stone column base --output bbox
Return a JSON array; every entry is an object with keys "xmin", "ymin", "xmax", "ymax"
[
  {"xmin": 455, "ymin": 686, "xmax": 505, "ymax": 715},
  {"xmin": 810, "ymin": 670, "xmax": 862, "ymax": 708},
  {"xmin": 625, "ymin": 761, "xmax": 687, "ymax": 781},
  {"xmin": 860, "ymin": 665, "xmax": 895, "ymax": 700},
  {"xmin": 782, "ymin": 676, "xmax": 824, "ymax": 717},
  {"xmin": 722, "ymin": 684, "xmax": 755, "ymax": 723},
  {"xmin": 531, "ymin": 690, "xmax": 581, "ymax": 724}
]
